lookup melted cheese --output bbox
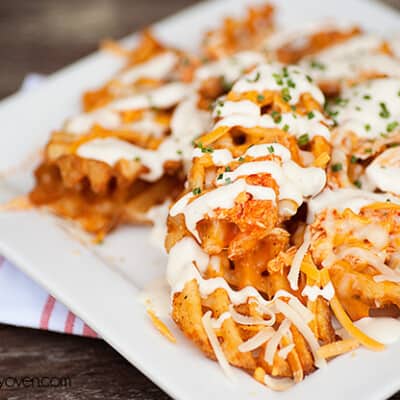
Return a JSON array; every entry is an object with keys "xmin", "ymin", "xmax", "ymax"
[{"xmin": 307, "ymin": 188, "xmax": 400, "ymax": 223}]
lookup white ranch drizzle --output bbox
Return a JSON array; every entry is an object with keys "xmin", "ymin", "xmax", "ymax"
[
  {"xmin": 65, "ymin": 82, "xmax": 190, "ymax": 135},
  {"xmin": 215, "ymin": 159, "xmax": 326, "ymax": 210},
  {"xmin": 307, "ymin": 188, "xmax": 400, "ymax": 223},
  {"xmin": 214, "ymin": 109, "xmax": 331, "ymax": 140},
  {"xmin": 166, "ymin": 238, "xmax": 322, "ymax": 366},
  {"xmin": 117, "ymin": 51, "xmax": 178, "ymax": 85},
  {"xmin": 331, "ymin": 78, "xmax": 400, "ymax": 140},
  {"xmin": 232, "ymin": 63, "xmax": 325, "ymax": 106},
  {"xmin": 195, "ymin": 51, "xmax": 266, "ymax": 86},
  {"xmin": 353, "ymin": 317, "xmax": 400, "ymax": 344},
  {"xmin": 264, "ymin": 20, "xmax": 352, "ymax": 52},
  {"xmin": 366, "ymin": 147, "xmax": 400, "ymax": 196},
  {"xmin": 75, "ymin": 94, "xmax": 211, "ymax": 180},
  {"xmin": 169, "ymin": 178, "xmax": 276, "ymax": 241},
  {"xmin": 302, "ymin": 35, "xmax": 400, "ymax": 81},
  {"xmin": 110, "ymin": 82, "xmax": 190, "ymax": 111},
  {"xmin": 173, "ymin": 143, "xmax": 325, "ymax": 240},
  {"xmin": 301, "ymin": 282, "xmax": 335, "ymax": 301},
  {"xmin": 76, "ymin": 137, "xmax": 181, "ymax": 182}
]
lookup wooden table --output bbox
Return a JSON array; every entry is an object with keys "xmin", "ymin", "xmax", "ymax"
[{"xmin": 0, "ymin": 0, "xmax": 399, "ymax": 399}]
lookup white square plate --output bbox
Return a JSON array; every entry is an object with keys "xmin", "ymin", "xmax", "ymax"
[{"xmin": 0, "ymin": 0, "xmax": 400, "ymax": 399}]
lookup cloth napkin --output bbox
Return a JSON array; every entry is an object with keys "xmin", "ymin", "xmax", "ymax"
[{"xmin": 0, "ymin": 75, "xmax": 97, "ymax": 337}]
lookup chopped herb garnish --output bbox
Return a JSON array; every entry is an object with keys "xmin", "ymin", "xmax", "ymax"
[
  {"xmin": 310, "ymin": 60, "xmax": 326, "ymax": 70},
  {"xmin": 225, "ymin": 166, "xmax": 231, "ymax": 172},
  {"xmin": 238, "ymin": 156, "xmax": 245, "ymax": 162},
  {"xmin": 353, "ymin": 180, "xmax": 362, "ymax": 189},
  {"xmin": 287, "ymin": 79, "xmax": 296, "ymax": 89},
  {"xmin": 281, "ymin": 87, "xmax": 292, "ymax": 102},
  {"xmin": 282, "ymin": 124, "xmax": 290, "ymax": 132},
  {"xmin": 247, "ymin": 71, "xmax": 261, "ymax": 83},
  {"xmin": 363, "ymin": 94, "xmax": 371, "ymax": 100},
  {"xmin": 365, "ymin": 124, "xmax": 371, "ymax": 131},
  {"xmin": 271, "ymin": 111, "xmax": 282, "ymax": 123},
  {"xmin": 220, "ymin": 76, "xmax": 233, "ymax": 92},
  {"xmin": 291, "ymin": 105, "xmax": 297, "ymax": 111},
  {"xmin": 225, "ymin": 177, "xmax": 232, "ymax": 184},
  {"xmin": 350, "ymin": 155, "xmax": 358, "ymax": 164},
  {"xmin": 257, "ymin": 94, "xmax": 265, "ymax": 102},
  {"xmin": 197, "ymin": 142, "xmax": 214, "ymax": 153},
  {"xmin": 381, "ymin": 132, "xmax": 389, "ymax": 138},
  {"xmin": 134, "ymin": 156, "xmax": 141, "ymax": 162},
  {"xmin": 282, "ymin": 66, "xmax": 289, "ymax": 77},
  {"xmin": 192, "ymin": 187, "xmax": 201, "ymax": 195},
  {"xmin": 217, "ymin": 173, "xmax": 223, "ymax": 180},
  {"xmin": 331, "ymin": 163, "xmax": 343, "ymax": 172},
  {"xmin": 355, "ymin": 106, "xmax": 362, "ymax": 111},
  {"xmin": 297, "ymin": 133, "xmax": 310, "ymax": 146},
  {"xmin": 306, "ymin": 75, "xmax": 313, "ymax": 83},
  {"xmin": 379, "ymin": 102, "xmax": 390, "ymax": 119},
  {"xmin": 176, "ymin": 149, "xmax": 183, "ymax": 155},
  {"xmin": 307, "ymin": 111, "xmax": 315, "ymax": 120},
  {"xmin": 272, "ymin": 73, "xmax": 283, "ymax": 86},
  {"xmin": 387, "ymin": 121, "xmax": 399, "ymax": 132},
  {"xmin": 364, "ymin": 148, "xmax": 373, "ymax": 154},
  {"xmin": 388, "ymin": 142, "xmax": 400, "ymax": 148},
  {"xmin": 267, "ymin": 145, "xmax": 275, "ymax": 153}
]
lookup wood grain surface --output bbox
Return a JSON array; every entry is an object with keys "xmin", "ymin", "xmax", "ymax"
[{"xmin": 0, "ymin": 1, "xmax": 399, "ymax": 399}]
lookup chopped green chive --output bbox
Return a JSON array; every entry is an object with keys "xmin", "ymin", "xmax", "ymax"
[
  {"xmin": 310, "ymin": 60, "xmax": 326, "ymax": 70},
  {"xmin": 379, "ymin": 102, "xmax": 390, "ymax": 119},
  {"xmin": 225, "ymin": 177, "xmax": 232, "ymax": 184},
  {"xmin": 257, "ymin": 94, "xmax": 265, "ymax": 102},
  {"xmin": 331, "ymin": 163, "xmax": 343, "ymax": 172},
  {"xmin": 176, "ymin": 149, "xmax": 183, "ymax": 155},
  {"xmin": 364, "ymin": 124, "xmax": 371, "ymax": 131},
  {"xmin": 363, "ymin": 94, "xmax": 371, "ymax": 100},
  {"xmin": 271, "ymin": 111, "xmax": 282, "ymax": 123},
  {"xmin": 387, "ymin": 121, "xmax": 399, "ymax": 132},
  {"xmin": 238, "ymin": 156, "xmax": 245, "ymax": 162},
  {"xmin": 353, "ymin": 180, "xmax": 362, "ymax": 189},
  {"xmin": 281, "ymin": 87, "xmax": 292, "ymax": 102},
  {"xmin": 192, "ymin": 187, "xmax": 201, "ymax": 195},
  {"xmin": 247, "ymin": 71, "xmax": 261, "ymax": 83},
  {"xmin": 364, "ymin": 148, "xmax": 373, "ymax": 154},
  {"xmin": 306, "ymin": 75, "xmax": 313, "ymax": 83},
  {"xmin": 282, "ymin": 124, "xmax": 290, "ymax": 132},
  {"xmin": 217, "ymin": 173, "xmax": 223, "ymax": 180},
  {"xmin": 267, "ymin": 145, "xmax": 275, "ymax": 153},
  {"xmin": 307, "ymin": 111, "xmax": 315, "ymax": 120},
  {"xmin": 350, "ymin": 155, "xmax": 358, "ymax": 164},
  {"xmin": 272, "ymin": 73, "xmax": 283, "ymax": 86},
  {"xmin": 225, "ymin": 166, "xmax": 231, "ymax": 172},
  {"xmin": 297, "ymin": 133, "xmax": 310, "ymax": 146},
  {"xmin": 134, "ymin": 156, "xmax": 141, "ymax": 162},
  {"xmin": 287, "ymin": 79, "xmax": 296, "ymax": 89}
]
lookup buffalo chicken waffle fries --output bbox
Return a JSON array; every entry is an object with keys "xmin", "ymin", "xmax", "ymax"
[
  {"xmin": 25, "ymin": 1, "xmax": 400, "ymax": 392},
  {"xmin": 165, "ymin": 58, "xmax": 400, "ymax": 389}
]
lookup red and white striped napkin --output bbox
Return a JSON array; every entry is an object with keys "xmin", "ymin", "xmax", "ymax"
[{"xmin": 0, "ymin": 74, "xmax": 98, "ymax": 337}]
